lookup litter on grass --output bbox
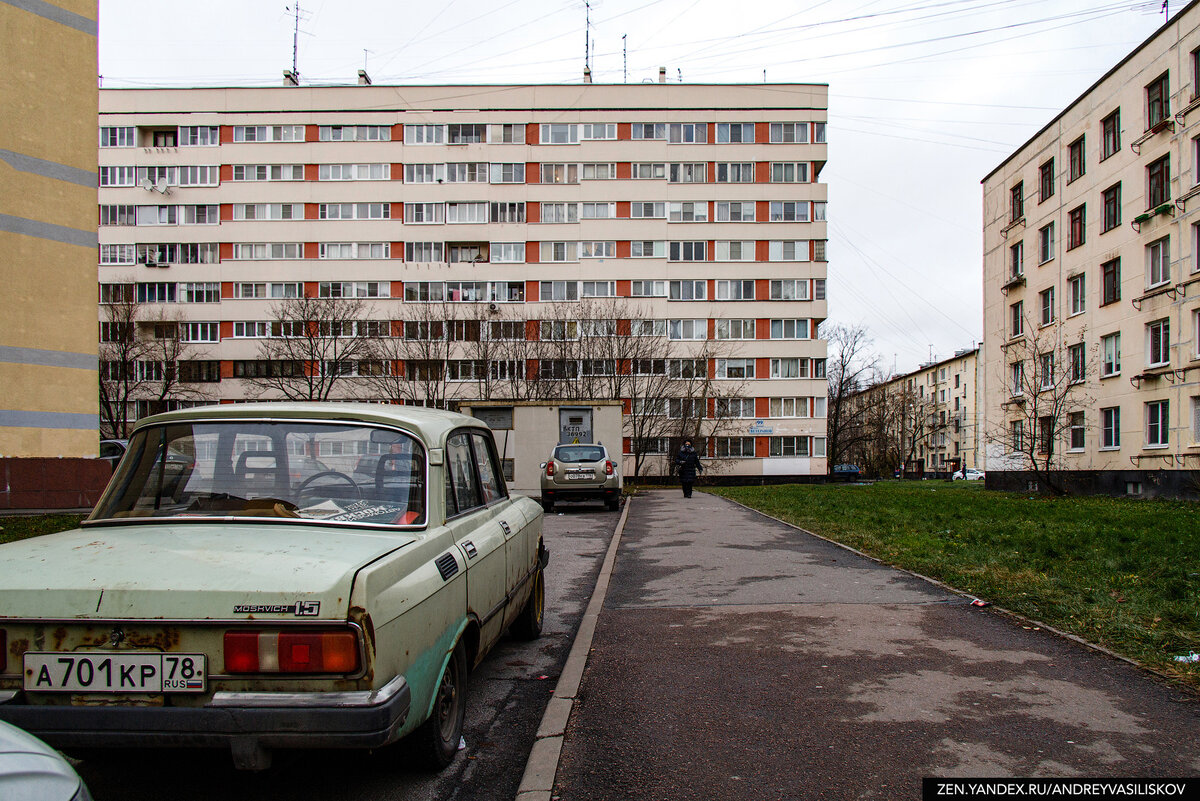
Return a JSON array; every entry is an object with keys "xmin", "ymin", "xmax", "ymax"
[
  {"xmin": 458, "ymin": 736, "xmax": 467, "ymax": 751},
  {"xmin": 1174, "ymin": 653, "xmax": 1200, "ymax": 663}
]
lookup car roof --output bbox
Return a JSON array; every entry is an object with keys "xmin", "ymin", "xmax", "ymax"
[{"xmin": 132, "ymin": 402, "xmax": 489, "ymax": 448}]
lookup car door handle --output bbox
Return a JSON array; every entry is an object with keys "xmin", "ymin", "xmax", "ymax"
[{"xmin": 499, "ymin": 520, "xmax": 511, "ymax": 536}]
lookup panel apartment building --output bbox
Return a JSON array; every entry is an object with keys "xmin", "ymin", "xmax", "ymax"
[
  {"xmin": 97, "ymin": 81, "xmax": 829, "ymax": 478},
  {"xmin": 982, "ymin": 3, "xmax": 1200, "ymax": 497}
]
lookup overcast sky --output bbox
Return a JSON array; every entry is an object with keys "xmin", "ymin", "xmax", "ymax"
[{"xmin": 98, "ymin": 0, "xmax": 1177, "ymax": 374}]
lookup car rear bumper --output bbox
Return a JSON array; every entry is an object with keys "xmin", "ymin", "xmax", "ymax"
[
  {"xmin": 0, "ymin": 674, "xmax": 410, "ymax": 764},
  {"xmin": 542, "ymin": 485, "xmax": 620, "ymax": 502}
]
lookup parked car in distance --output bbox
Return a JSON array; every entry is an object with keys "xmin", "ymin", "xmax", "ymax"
[
  {"xmin": 0, "ymin": 403, "xmax": 546, "ymax": 772},
  {"xmin": 540, "ymin": 443, "xmax": 621, "ymax": 512},
  {"xmin": 953, "ymin": 467, "xmax": 985, "ymax": 481},
  {"xmin": 832, "ymin": 464, "xmax": 861, "ymax": 482},
  {"xmin": 0, "ymin": 720, "xmax": 91, "ymax": 801},
  {"xmin": 98, "ymin": 439, "xmax": 126, "ymax": 470}
]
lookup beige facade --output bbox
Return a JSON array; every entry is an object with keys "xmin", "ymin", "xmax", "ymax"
[
  {"xmin": 0, "ymin": 0, "xmax": 98, "ymax": 458},
  {"xmin": 97, "ymin": 82, "xmax": 830, "ymax": 477},
  {"xmin": 982, "ymin": 2, "xmax": 1200, "ymax": 495}
]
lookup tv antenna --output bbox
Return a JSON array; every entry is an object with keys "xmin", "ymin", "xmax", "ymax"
[
  {"xmin": 622, "ymin": 34, "xmax": 627, "ymax": 83},
  {"xmin": 584, "ymin": 0, "xmax": 591, "ymax": 71},
  {"xmin": 284, "ymin": 4, "xmax": 307, "ymax": 79}
]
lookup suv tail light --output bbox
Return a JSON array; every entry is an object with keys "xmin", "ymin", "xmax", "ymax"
[
  {"xmin": 224, "ymin": 629, "xmax": 360, "ymax": 674},
  {"xmin": 605, "ymin": 460, "xmax": 615, "ymax": 476},
  {"xmin": 546, "ymin": 461, "xmax": 555, "ymax": 477}
]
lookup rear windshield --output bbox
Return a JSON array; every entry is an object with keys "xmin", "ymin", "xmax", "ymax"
[
  {"xmin": 89, "ymin": 420, "xmax": 426, "ymax": 527},
  {"xmin": 554, "ymin": 446, "xmax": 604, "ymax": 463}
]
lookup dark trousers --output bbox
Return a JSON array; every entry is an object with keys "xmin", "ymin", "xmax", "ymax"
[{"xmin": 681, "ymin": 480, "xmax": 694, "ymax": 498}]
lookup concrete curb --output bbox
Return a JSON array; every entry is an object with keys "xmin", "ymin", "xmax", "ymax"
[{"xmin": 515, "ymin": 495, "xmax": 632, "ymax": 801}]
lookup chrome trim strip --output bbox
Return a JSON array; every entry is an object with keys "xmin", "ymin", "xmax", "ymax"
[{"xmin": 208, "ymin": 674, "xmax": 406, "ymax": 709}]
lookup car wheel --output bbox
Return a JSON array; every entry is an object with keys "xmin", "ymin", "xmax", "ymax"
[
  {"xmin": 510, "ymin": 564, "xmax": 545, "ymax": 640},
  {"xmin": 541, "ymin": 499, "xmax": 553, "ymax": 512},
  {"xmin": 606, "ymin": 497, "xmax": 619, "ymax": 512},
  {"xmin": 409, "ymin": 640, "xmax": 467, "ymax": 771}
]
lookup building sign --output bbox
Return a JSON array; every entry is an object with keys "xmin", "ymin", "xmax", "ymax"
[{"xmin": 748, "ymin": 420, "xmax": 773, "ymax": 435}]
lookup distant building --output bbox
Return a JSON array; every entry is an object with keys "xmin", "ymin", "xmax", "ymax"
[
  {"xmin": 0, "ymin": 1, "xmax": 106, "ymax": 509},
  {"xmin": 981, "ymin": 2, "xmax": 1200, "ymax": 497}
]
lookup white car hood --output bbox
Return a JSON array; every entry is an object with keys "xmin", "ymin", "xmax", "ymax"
[{"xmin": 0, "ymin": 524, "xmax": 417, "ymax": 621}]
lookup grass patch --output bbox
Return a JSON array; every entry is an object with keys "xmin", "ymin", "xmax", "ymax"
[
  {"xmin": 0, "ymin": 515, "xmax": 86, "ymax": 546},
  {"xmin": 708, "ymin": 482, "xmax": 1200, "ymax": 685}
]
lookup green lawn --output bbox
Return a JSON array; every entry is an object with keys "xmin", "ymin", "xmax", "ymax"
[
  {"xmin": 0, "ymin": 514, "xmax": 86, "ymax": 546},
  {"xmin": 708, "ymin": 482, "xmax": 1199, "ymax": 684}
]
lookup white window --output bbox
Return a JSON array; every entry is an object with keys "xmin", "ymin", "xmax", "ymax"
[
  {"xmin": 582, "ymin": 162, "xmax": 616, "ymax": 180},
  {"xmin": 1069, "ymin": 274, "xmax": 1086, "ymax": 315},
  {"xmin": 540, "ymin": 319, "xmax": 579, "ymax": 339},
  {"xmin": 233, "ymin": 321, "xmax": 271, "ymax": 338},
  {"xmin": 491, "ymin": 202, "xmax": 525, "ymax": 223},
  {"xmin": 580, "ymin": 123, "xmax": 616, "ymax": 140},
  {"xmin": 99, "ymin": 205, "xmax": 134, "ymax": 226},
  {"xmin": 631, "ymin": 123, "xmax": 666, "ymax": 140},
  {"xmin": 630, "ymin": 241, "xmax": 665, "ymax": 258},
  {"xmin": 446, "ymin": 124, "xmax": 485, "ymax": 145},
  {"xmin": 716, "ymin": 359, "xmax": 755, "ymax": 379},
  {"xmin": 769, "ymin": 201, "xmax": 810, "ymax": 222},
  {"xmin": 318, "ymin": 242, "xmax": 388, "ymax": 259},
  {"xmin": 769, "ymin": 397, "xmax": 810, "ymax": 418},
  {"xmin": 669, "ymin": 163, "xmax": 706, "ymax": 183},
  {"xmin": 319, "ymin": 202, "xmax": 389, "ymax": 220},
  {"xmin": 404, "ymin": 125, "xmax": 444, "ymax": 144},
  {"xmin": 581, "ymin": 241, "xmax": 615, "ymax": 258},
  {"xmin": 716, "ymin": 123, "xmax": 754, "ymax": 143},
  {"xmin": 488, "ymin": 124, "xmax": 525, "ymax": 144},
  {"xmin": 716, "ymin": 279, "xmax": 754, "ymax": 300},
  {"xmin": 231, "ymin": 243, "xmax": 303, "ymax": 260},
  {"xmin": 716, "ymin": 399, "xmax": 756, "ymax": 419},
  {"xmin": 1039, "ymin": 287, "xmax": 1056, "ymax": 326},
  {"xmin": 715, "ymin": 241, "xmax": 755, "ymax": 261},
  {"xmin": 540, "ymin": 163, "xmax": 579, "ymax": 184},
  {"xmin": 771, "ymin": 319, "xmax": 809, "ymax": 339},
  {"xmin": 319, "ymin": 163, "xmax": 389, "ymax": 181},
  {"xmin": 813, "ymin": 202, "xmax": 827, "ymax": 221},
  {"xmin": 230, "ymin": 164, "xmax": 304, "ymax": 181},
  {"xmin": 716, "ymin": 319, "xmax": 755, "ymax": 340},
  {"xmin": 178, "ymin": 126, "xmax": 219, "ymax": 147},
  {"xmin": 632, "ymin": 163, "xmax": 666, "ymax": 179},
  {"xmin": 540, "ymin": 242, "xmax": 579, "ymax": 263},
  {"xmin": 1101, "ymin": 406, "xmax": 1120, "ymax": 448},
  {"xmin": 490, "ymin": 163, "xmax": 525, "ymax": 183},
  {"xmin": 447, "ymin": 202, "xmax": 488, "ymax": 224},
  {"xmin": 405, "ymin": 242, "xmax": 444, "ymax": 262},
  {"xmin": 669, "ymin": 202, "xmax": 707, "ymax": 222},
  {"xmin": 669, "ymin": 280, "xmax": 706, "ymax": 301},
  {"xmin": 1039, "ymin": 223, "xmax": 1055, "ymax": 264},
  {"xmin": 404, "ymin": 163, "xmax": 445, "ymax": 183},
  {"xmin": 232, "ymin": 282, "xmax": 301, "ymax": 299},
  {"xmin": 769, "ymin": 123, "xmax": 810, "ymax": 143},
  {"xmin": 669, "ymin": 241, "xmax": 707, "ymax": 261},
  {"xmin": 136, "ymin": 282, "xmax": 176, "ymax": 304},
  {"xmin": 446, "ymin": 163, "xmax": 489, "ymax": 183},
  {"xmin": 319, "ymin": 125, "xmax": 391, "ymax": 142},
  {"xmin": 770, "ymin": 162, "xmax": 810, "ymax": 182},
  {"xmin": 1146, "ymin": 399, "xmax": 1169, "ymax": 447},
  {"xmin": 1101, "ymin": 332, "xmax": 1121, "ymax": 376},
  {"xmin": 233, "ymin": 125, "xmax": 304, "ymax": 142},
  {"xmin": 540, "ymin": 124, "xmax": 578, "ymax": 144},
  {"xmin": 319, "ymin": 281, "xmax": 389, "ymax": 298},
  {"xmin": 178, "ymin": 283, "xmax": 220, "ymax": 303},
  {"xmin": 540, "ymin": 203, "xmax": 579, "ymax": 223},
  {"xmin": 714, "ymin": 163, "xmax": 754, "ymax": 183},
  {"xmin": 99, "ymin": 166, "xmax": 135, "ymax": 186},
  {"xmin": 135, "ymin": 205, "xmax": 178, "ymax": 226},
  {"xmin": 715, "ymin": 437, "xmax": 756, "ymax": 457},
  {"xmin": 99, "ymin": 126, "xmax": 135, "ymax": 147},
  {"xmin": 1147, "ymin": 236, "xmax": 1171, "ymax": 287},
  {"xmin": 491, "ymin": 243, "xmax": 526, "ymax": 263},
  {"xmin": 581, "ymin": 202, "xmax": 616, "ymax": 219},
  {"xmin": 769, "ymin": 437, "xmax": 810, "ymax": 457},
  {"xmin": 404, "ymin": 203, "xmax": 444, "ymax": 224},
  {"xmin": 716, "ymin": 201, "xmax": 756, "ymax": 222},
  {"xmin": 668, "ymin": 319, "xmax": 706, "ymax": 340},
  {"xmin": 177, "ymin": 166, "xmax": 218, "ymax": 186},
  {"xmin": 814, "ymin": 123, "xmax": 827, "ymax": 143},
  {"xmin": 768, "ymin": 241, "xmax": 809, "ymax": 261},
  {"xmin": 668, "ymin": 123, "xmax": 707, "ymax": 143},
  {"xmin": 1147, "ymin": 318, "xmax": 1170, "ymax": 367},
  {"xmin": 770, "ymin": 358, "xmax": 800, "ymax": 378},
  {"xmin": 444, "ymin": 282, "xmax": 487, "ymax": 302},
  {"xmin": 179, "ymin": 322, "xmax": 219, "ymax": 343},
  {"xmin": 581, "ymin": 280, "xmax": 616, "ymax": 297},
  {"xmin": 770, "ymin": 279, "xmax": 809, "ymax": 300},
  {"xmin": 631, "ymin": 280, "xmax": 667, "ymax": 297},
  {"xmin": 631, "ymin": 320, "xmax": 668, "ymax": 336},
  {"xmin": 631, "ymin": 202, "xmax": 666, "ymax": 219},
  {"xmin": 1192, "ymin": 395, "xmax": 1200, "ymax": 444},
  {"xmin": 404, "ymin": 282, "xmax": 445, "ymax": 302},
  {"xmin": 233, "ymin": 203, "xmax": 300, "ymax": 221}
]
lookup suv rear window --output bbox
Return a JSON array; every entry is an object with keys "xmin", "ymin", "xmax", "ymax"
[{"xmin": 554, "ymin": 446, "xmax": 605, "ymax": 463}]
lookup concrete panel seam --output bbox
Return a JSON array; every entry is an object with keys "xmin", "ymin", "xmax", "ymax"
[
  {"xmin": 0, "ymin": 149, "xmax": 97, "ymax": 188},
  {"xmin": 1, "ymin": 0, "xmax": 97, "ymax": 34},
  {"xmin": 0, "ymin": 213, "xmax": 97, "ymax": 248}
]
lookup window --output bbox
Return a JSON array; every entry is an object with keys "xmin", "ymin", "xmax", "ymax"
[
  {"xmin": 1069, "ymin": 274, "xmax": 1086, "ymax": 315},
  {"xmin": 630, "ymin": 241, "xmax": 665, "ymax": 258},
  {"xmin": 715, "ymin": 241, "xmax": 755, "ymax": 261},
  {"xmin": 669, "ymin": 280, "xmax": 706, "ymax": 301},
  {"xmin": 768, "ymin": 397, "xmax": 808, "ymax": 418},
  {"xmin": 1038, "ymin": 223, "xmax": 1054, "ymax": 263},
  {"xmin": 668, "ymin": 241, "xmax": 707, "ymax": 261},
  {"xmin": 319, "ymin": 125, "xmax": 391, "ymax": 142},
  {"xmin": 540, "ymin": 242, "xmax": 578, "ymax": 263},
  {"xmin": 1146, "ymin": 400, "xmax": 1169, "ymax": 447},
  {"xmin": 769, "ymin": 279, "xmax": 809, "ymax": 300},
  {"xmin": 1067, "ymin": 205, "xmax": 1085, "ymax": 249},
  {"xmin": 539, "ymin": 320, "xmax": 579, "ymax": 341},
  {"xmin": 1011, "ymin": 419, "xmax": 1024, "ymax": 451},
  {"xmin": 1102, "ymin": 332, "xmax": 1121, "ymax": 377},
  {"xmin": 1101, "ymin": 406, "xmax": 1120, "ymax": 448},
  {"xmin": 1010, "ymin": 361, "xmax": 1024, "ymax": 396},
  {"xmin": 669, "ymin": 202, "xmax": 708, "ymax": 222},
  {"xmin": 491, "ymin": 242, "xmax": 525, "ymax": 263},
  {"xmin": 1039, "ymin": 159, "xmax": 1054, "ymax": 202},
  {"xmin": 1193, "ymin": 395, "xmax": 1200, "ymax": 444},
  {"xmin": 1147, "ymin": 236, "xmax": 1171, "ymax": 287},
  {"xmin": 770, "ymin": 162, "xmax": 808, "ymax": 183},
  {"xmin": 1039, "ymin": 287, "xmax": 1055, "ymax": 326},
  {"xmin": 579, "ymin": 123, "xmax": 616, "ymax": 140},
  {"xmin": 404, "ymin": 125, "xmax": 444, "ymax": 144},
  {"xmin": 319, "ymin": 163, "xmax": 389, "ymax": 181},
  {"xmin": 1102, "ymin": 183, "xmax": 1121, "ymax": 232},
  {"xmin": 768, "ymin": 437, "xmax": 809, "ymax": 457},
  {"xmin": 715, "ymin": 437, "xmax": 756, "ymax": 458},
  {"xmin": 1009, "ymin": 241, "xmax": 1023, "ymax": 278},
  {"xmin": 445, "ymin": 124, "xmax": 485, "ymax": 145},
  {"xmin": 100, "ymin": 205, "xmax": 135, "ymax": 226},
  {"xmin": 489, "ymin": 281, "xmax": 525, "ymax": 303},
  {"xmin": 319, "ymin": 242, "xmax": 388, "ymax": 260},
  {"xmin": 770, "ymin": 358, "xmax": 800, "ymax": 379},
  {"xmin": 1068, "ymin": 137, "xmax": 1085, "ymax": 182},
  {"xmin": 769, "ymin": 201, "xmax": 809, "ymax": 222},
  {"xmin": 1147, "ymin": 318, "xmax": 1170, "ymax": 367},
  {"xmin": 446, "ymin": 163, "xmax": 488, "ymax": 183},
  {"xmin": 1069, "ymin": 342, "xmax": 1085, "ymax": 383},
  {"xmin": 580, "ymin": 242, "xmax": 615, "ymax": 259},
  {"xmin": 1010, "ymin": 301, "xmax": 1024, "ymax": 338},
  {"xmin": 230, "ymin": 164, "xmax": 304, "ymax": 181},
  {"xmin": 405, "ymin": 242, "xmax": 444, "ymax": 262},
  {"xmin": 178, "ymin": 322, "xmax": 219, "ymax": 344},
  {"xmin": 404, "ymin": 203, "xmax": 445, "ymax": 224},
  {"xmin": 1039, "ymin": 353, "xmax": 1055, "ymax": 389},
  {"xmin": 233, "ymin": 282, "xmax": 301, "ymax": 299},
  {"xmin": 489, "ymin": 320, "xmax": 526, "ymax": 340},
  {"xmin": 714, "ymin": 162, "xmax": 754, "ymax": 183},
  {"xmin": 233, "ymin": 125, "xmax": 304, "ymax": 142},
  {"xmin": 540, "ymin": 163, "xmax": 578, "ymax": 184},
  {"xmin": 232, "ymin": 203, "xmax": 300, "ymax": 221},
  {"xmin": 716, "ymin": 201, "xmax": 755, "ymax": 222},
  {"xmin": 1011, "ymin": 182, "xmax": 1024, "ymax": 222},
  {"xmin": 1037, "ymin": 415, "xmax": 1054, "ymax": 455},
  {"xmin": 404, "ymin": 164, "xmax": 443, "ymax": 183},
  {"xmin": 446, "ymin": 202, "xmax": 488, "ymax": 224},
  {"xmin": 668, "ymin": 319, "xmax": 706, "ymax": 340},
  {"xmin": 715, "ymin": 359, "xmax": 753, "ymax": 379},
  {"xmin": 716, "ymin": 123, "xmax": 754, "ymax": 143},
  {"xmin": 541, "ymin": 123, "xmax": 578, "ymax": 144},
  {"xmin": 540, "ymin": 203, "xmax": 578, "ymax": 224},
  {"xmin": 319, "ymin": 281, "xmax": 388, "ymax": 298},
  {"xmin": 715, "ymin": 319, "xmax": 755, "ymax": 340},
  {"xmin": 1102, "ymin": 258, "xmax": 1121, "ymax": 305},
  {"xmin": 1101, "ymin": 110, "xmax": 1121, "ymax": 159},
  {"xmin": 539, "ymin": 281, "xmax": 578, "ymax": 301},
  {"xmin": 1146, "ymin": 73, "xmax": 1169, "ymax": 129},
  {"xmin": 582, "ymin": 163, "xmax": 616, "ymax": 180},
  {"xmin": 631, "ymin": 281, "xmax": 667, "ymax": 299},
  {"xmin": 99, "ymin": 166, "xmax": 134, "ymax": 187},
  {"xmin": 179, "ymin": 283, "xmax": 220, "ymax": 303},
  {"xmin": 630, "ymin": 123, "xmax": 666, "ymax": 140},
  {"xmin": 771, "ymin": 319, "xmax": 808, "ymax": 339},
  {"xmin": 669, "ymin": 123, "xmax": 707, "ymax": 143},
  {"xmin": 1068, "ymin": 411, "xmax": 1085, "ymax": 450},
  {"xmin": 490, "ymin": 202, "xmax": 525, "ymax": 223},
  {"xmin": 99, "ymin": 126, "xmax": 135, "ymax": 147},
  {"xmin": 631, "ymin": 321, "xmax": 667, "ymax": 338},
  {"xmin": 490, "ymin": 163, "xmax": 525, "ymax": 183},
  {"xmin": 769, "ymin": 123, "xmax": 809, "ymax": 143},
  {"xmin": 768, "ymin": 241, "xmax": 809, "ymax": 262},
  {"xmin": 814, "ymin": 123, "xmax": 827, "ymax": 143},
  {"xmin": 1148, "ymin": 156, "xmax": 1170, "ymax": 207},
  {"xmin": 631, "ymin": 163, "xmax": 666, "ymax": 179},
  {"xmin": 631, "ymin": 202, "xmax": 666, "ymax": 219},
  {"xmin": 668, "ymin": 163, "xmax": 706, "ymax": 183},
  {"xmin": 488, "ymin": 123, "xmax": 525, "ymax": 144}
]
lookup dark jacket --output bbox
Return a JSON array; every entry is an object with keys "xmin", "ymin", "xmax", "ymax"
[{"xmin": 673, "ymin": 444, "xmax": 703, "ymax": 482}]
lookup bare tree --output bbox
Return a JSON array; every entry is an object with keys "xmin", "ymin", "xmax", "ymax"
[
  {"xmin": 244, "ymin": 292, "xmax": 379, "ymax": 401},
  {"xmin": 363, "ymin": 301, "xmax": 454, "ymax": 408},
  {"xmin": 824, "ymin": 324, "xmax": 883, "ymax": 470}
]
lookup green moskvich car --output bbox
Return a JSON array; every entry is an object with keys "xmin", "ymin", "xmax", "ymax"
[{"xmin": 0, "ymin": 403, "xmax": 546, "ymax": 771}]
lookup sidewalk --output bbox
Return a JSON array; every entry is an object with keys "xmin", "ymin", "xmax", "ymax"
[{"xmin": 545, "ymin": 490, "xmax": 1200, "ymax": 801}]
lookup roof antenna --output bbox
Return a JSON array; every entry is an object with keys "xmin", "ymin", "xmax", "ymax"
[
  {"xmin": 584, "ymin": 0, "xmax": 591, "ymax": 72},
  {"xmin": 286, "ymin": 4, "xmax": 302, "ymax": 80},
  {"xmin": 677, "ymin": 68, "xmax": 682, "ymax": 83},
  {"xmin": 623, "ymin": 34, "xmax": 627, "ymax": 83}
]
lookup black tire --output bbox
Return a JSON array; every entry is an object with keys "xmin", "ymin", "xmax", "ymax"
[
  {"xmin": 606, "ymin": 497, "xmax": 620, "ymax": 512},
  {"xmin": 510, "ymin": 565, "xmax": 544, "ymax": 640},
  {"xmin": 409, "ymin": 640, "xmax": 467, "ymax": 771},
  {"xmin": 541, "ymin": 499, "xmax": 553, "ymax": 512}
]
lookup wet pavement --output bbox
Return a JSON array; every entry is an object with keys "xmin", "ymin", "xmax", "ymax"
[{"xmin": 553, "ymin": 490, "xmax": 1200, "ymax": 801}]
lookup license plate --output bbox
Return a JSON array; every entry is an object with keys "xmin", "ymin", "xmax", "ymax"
[
  {"xmin": 24, "ymin": 652, "xmax": 207, "ymax": 694},
  {"xmin": 567, "ymin": 472, "xmax": 594, "ymax": 480}
]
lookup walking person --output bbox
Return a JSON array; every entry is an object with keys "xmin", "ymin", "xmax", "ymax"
[{"xmin": 673, "ymin": 439, "xmax": 703, "ymax": 498}]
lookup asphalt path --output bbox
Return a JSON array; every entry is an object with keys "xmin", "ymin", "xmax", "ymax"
[
  {"xmin": 75, "ymin": 503, "xmax": 620, "ymax": 801},
  {"xmin": 553, "ymin": 490, "xmax": 1200, "ymax": 801}
]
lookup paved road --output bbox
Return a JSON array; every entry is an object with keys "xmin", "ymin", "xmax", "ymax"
[
  {"xmin": 554, "ymin": 490, "xmax": 1200, "ymax": 801},
  {"xmin": 76, "ymin": 504, "xmax": 620, "ymax": 801}
]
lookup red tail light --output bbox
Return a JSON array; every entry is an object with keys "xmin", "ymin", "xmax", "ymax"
[
  {"xmin": 224, "ymin": 629, "xmax": 360, "ymax": 674},
  {"xmin": 546, "ymin": 461, "xmax": 555, "ymax": 477},
  {"xmin": 605, "ymin": 460, "xmax": 614, "ymax": 476}
]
